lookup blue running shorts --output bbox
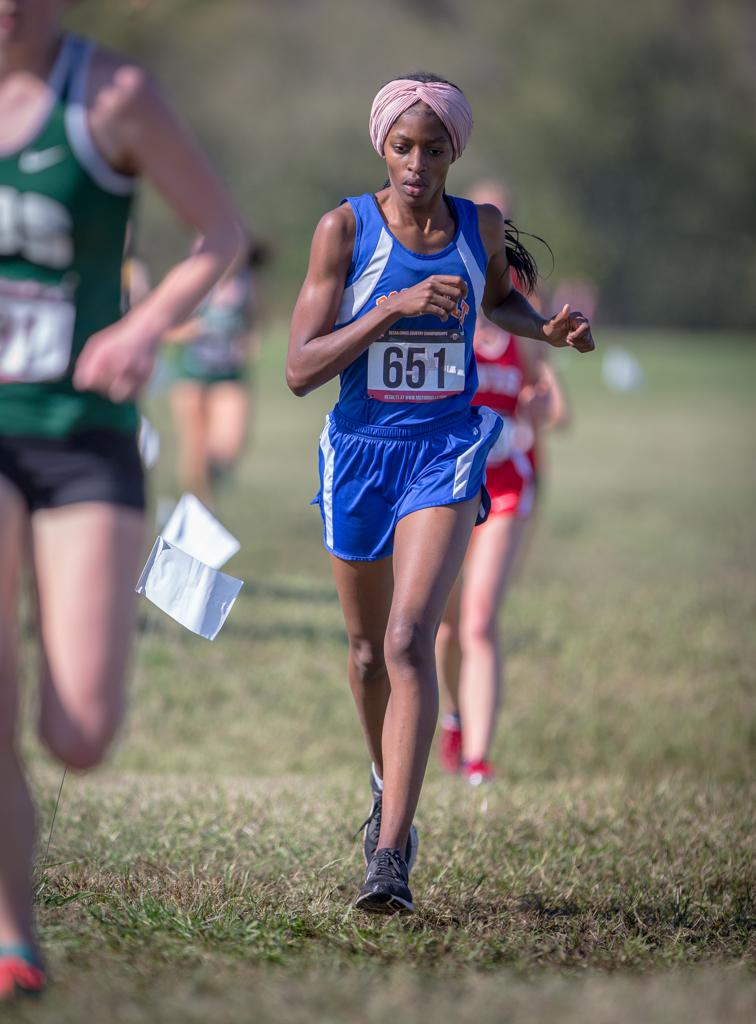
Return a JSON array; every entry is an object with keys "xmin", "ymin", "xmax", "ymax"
[{"xmin": 313, "ymin": 406, "xmax": 503, "ymax": 561}]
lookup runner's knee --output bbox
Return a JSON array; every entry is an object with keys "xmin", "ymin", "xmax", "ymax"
[
  {"xmin": 385, "ymin": 617, "xmax": 435, "ymax": 673},
  {"xmin": 349, "ymin": 637, "xmax": 386, "ymax": 684},
  {"xmin": 38, "ymin": 714, "xmax": 120, "ymax": 771},
  {"xmin": 460, "ymin": 604, "xmax": 498, "ymax": 648}
]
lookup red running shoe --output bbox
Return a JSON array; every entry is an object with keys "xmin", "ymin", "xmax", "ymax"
[
  {"xmin": 461, "ymin": 760, "xmax": 495, "ymax": 786},
  {"xmin": 0, "ymin": 947, "xmax": 46, "ymax": 1001},
  {"xmin": 439, "ymin": 715, "xmax": 462, "ymax": 774}
]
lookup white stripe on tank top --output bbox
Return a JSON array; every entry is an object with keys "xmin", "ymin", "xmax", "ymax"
[
  {"xmin": 455, "ymin": 230, "xmax": 486, "ymax": 315},
  {"xmin": 335, "ymin": 227, "xmax": 393, "ymax": 327}
]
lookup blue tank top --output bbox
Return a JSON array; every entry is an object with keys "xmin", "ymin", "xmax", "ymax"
[{"xmin": 335, "ymin": 193, "xmax": 488, "ymax": 426}]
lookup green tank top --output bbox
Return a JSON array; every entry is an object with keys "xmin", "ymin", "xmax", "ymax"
[{"xmin": 0, "ymin": 34, "xmax": 137, "ymax": 438}]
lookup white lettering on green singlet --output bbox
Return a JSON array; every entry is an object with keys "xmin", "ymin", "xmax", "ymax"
[
  {"xmin": 0, "ymin": 279, "xmax": 75, "ymax": 382},
  {"xmin": 0, "ymin": 186, "xmax": 73, "ymax": 269}
]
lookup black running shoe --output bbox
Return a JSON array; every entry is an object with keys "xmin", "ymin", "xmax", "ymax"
[
  {"xmin": 356, "ymin": 768, "xmax": 418, "ymax": 872},
  {"xmin": 355, "ymin": 847, "xmax": 414, "ymax": 914}
]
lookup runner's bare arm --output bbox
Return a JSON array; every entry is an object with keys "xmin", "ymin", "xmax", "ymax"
[
  {"xmin": 73, "ymin": 52, "xmax": 244, "ymax": 401},
  {"xmin": 286, "ymin": 206, "xmax": 468, "ymax": 396},
  {"xmin": 477, "ymin": 205, "xmax": 594, "ymax": 354}
]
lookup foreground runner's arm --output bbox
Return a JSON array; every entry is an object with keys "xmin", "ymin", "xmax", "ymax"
[
  {"xmin": 477, "ymin": 204, "xmax": 595, "ymax": 354},
  {"xmin": 73, "ymin": 52, "xmax": 244, "ymax": 402},
  {"xmin": 286, "ymin": 205, "xmax": 468, "ymax": 396}
]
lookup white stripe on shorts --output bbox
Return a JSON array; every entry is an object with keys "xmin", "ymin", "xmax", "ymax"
[
  {"xmin": 452, "ymin": 407, "xmax": 501, "ymax": 500},
  {"xmin": 319, "ymin": 415, "xmax": 335, "ymax": 548}
]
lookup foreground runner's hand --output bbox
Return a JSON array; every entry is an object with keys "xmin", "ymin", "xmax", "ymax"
[
  {"xmin": 73, "ymin": 321, "xmax": 159, "ymax": 402},
  {"xmin": 390, "ymin": 274, "xmax": 468, "ymax": 321},
  {"xmin": 542, "ymin": 304, "xmax": 595, "ymax": 353}
]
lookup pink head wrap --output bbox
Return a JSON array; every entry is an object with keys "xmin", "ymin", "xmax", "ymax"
[{"xmin": 369, "ymin": 79, "xmax": 473, "ymax": 162}]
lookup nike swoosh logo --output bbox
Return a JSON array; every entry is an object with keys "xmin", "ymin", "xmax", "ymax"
[{"xmin": 18, "ymin": 146, "xmax": 66, "ymax": 173}]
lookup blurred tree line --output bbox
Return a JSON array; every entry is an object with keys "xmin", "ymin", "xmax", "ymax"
[{"xmin": 70, "ymin": 0, "xmax": 756, "ymax": 328}]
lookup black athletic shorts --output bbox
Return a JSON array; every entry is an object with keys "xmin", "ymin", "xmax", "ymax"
[{"xmin": 0, "ymin": 430, "xmax": 146, "ymax": 513}]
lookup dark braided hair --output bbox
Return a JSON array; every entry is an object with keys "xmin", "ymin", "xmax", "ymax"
[
  {"xmin": 379, "ymin": 71, "xmax": 545, "ymax": 293},
  {"xmin": 499, "ymin": 219, "xmax": 548, "ymax": 296}
]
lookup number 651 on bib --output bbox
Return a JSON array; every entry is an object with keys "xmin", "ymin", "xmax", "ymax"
[{"xmin": 367, "ymin": 329, "xmax": 466, "ymax": 403}]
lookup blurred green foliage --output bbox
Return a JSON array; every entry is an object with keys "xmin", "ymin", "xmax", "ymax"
[{"xmin": 69, "ymin": 0, "xmax": 756, "ymax": 327}]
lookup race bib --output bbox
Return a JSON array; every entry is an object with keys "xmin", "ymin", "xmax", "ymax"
[
  {"xmin": 367, "ymin": 329, "xmax": 465, "ymax": 402},
  {"xmin": 0, "ymin": 279, "xmax": 75, "ymax": 383}
]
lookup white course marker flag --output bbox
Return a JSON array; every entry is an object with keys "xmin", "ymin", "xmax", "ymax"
[
  {"xmin": 161, "ymin": 492, "xmax": 240, "ymax": 570},
  {"xmin": 136, "ymin": 537, "xmax": 243, "ymax": 640}
]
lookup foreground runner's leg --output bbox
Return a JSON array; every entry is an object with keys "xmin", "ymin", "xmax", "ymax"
[
  {"xmin": 0, "ymin": 478, "xmax": 36, "ymax": 960},
  {"xmin": 32, "ymin": 503, "xmax": 145, "ymax": 770},
  {"xmin": 330, "ymin": 556, "xmax": 417, "ymax": 867},
  {"xmin": 356, "ymin": 495, "xmax": 480, "ymax": 913}
]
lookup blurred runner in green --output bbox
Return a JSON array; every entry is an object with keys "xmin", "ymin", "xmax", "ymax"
[{"xmin": 0, "ymin": 0, "xmax": 242, "ymax": 1000}]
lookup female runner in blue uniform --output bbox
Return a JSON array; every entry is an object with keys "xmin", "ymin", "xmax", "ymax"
[{"xmin": 287, "ymin": 73, "xmax": 594, "ymax": 914}]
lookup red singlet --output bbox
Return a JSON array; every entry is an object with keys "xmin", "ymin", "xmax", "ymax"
[{"xmin": 474, "ymin": 316, "xmax": 536, "ymax": 519}]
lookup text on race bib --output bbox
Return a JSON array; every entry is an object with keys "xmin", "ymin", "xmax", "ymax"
[
  {"xmin": 0, "ymin": 279, "xmax": 76, "ymax": 383},
  {"xmin": 367, "ymin": 329, "xmax": 465, "ymax": 402}
]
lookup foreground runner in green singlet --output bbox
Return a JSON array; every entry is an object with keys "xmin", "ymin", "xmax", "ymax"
[{"xmin": 0, "ymin": 0, "xmax": 242, "ymax": 1000}]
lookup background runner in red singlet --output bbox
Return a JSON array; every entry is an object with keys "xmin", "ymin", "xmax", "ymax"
[
  {"xmin": 435, "ymin": 180, "xmax": 568, "ymax": 785},
  {"xmin": 436, "ymin": 313, "xmax": 568, "ymax": 783}
]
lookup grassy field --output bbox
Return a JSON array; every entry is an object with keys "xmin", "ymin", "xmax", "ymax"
[{"xmin": 9, "ymin": 329, "xmax": 756, "ymax": 1022}]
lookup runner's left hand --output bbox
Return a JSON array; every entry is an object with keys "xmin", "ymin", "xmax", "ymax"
[
  {"xmin": 542, "ymin": 304, "xmax": 595, "ymax": 353},
  {"xmin": 73, "ymin": 321, "xmax": 159, "ymax": 402}
]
